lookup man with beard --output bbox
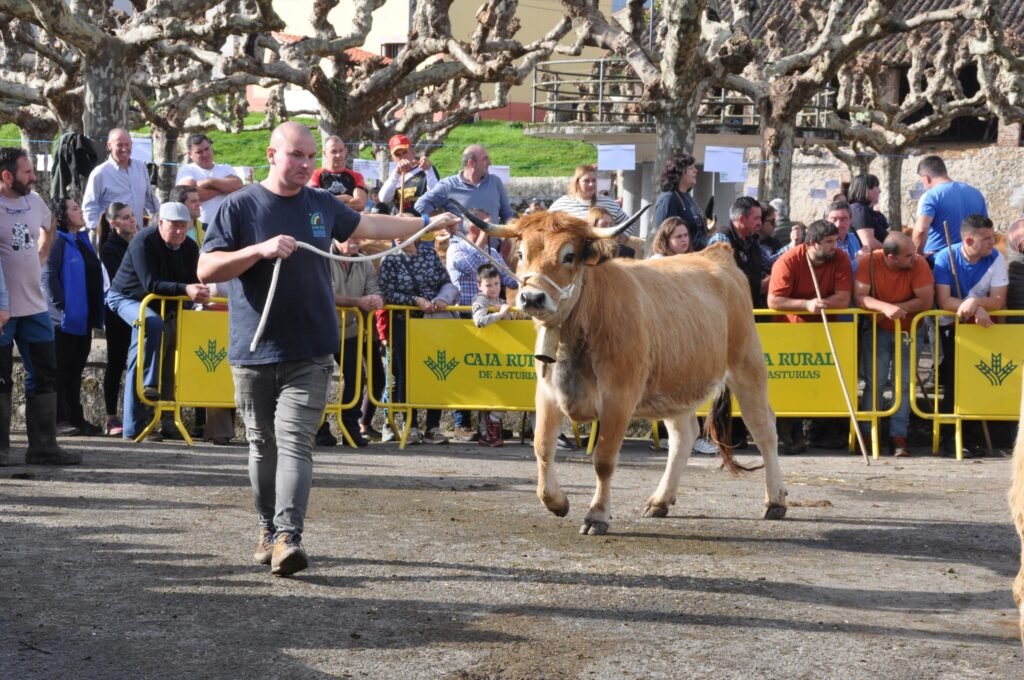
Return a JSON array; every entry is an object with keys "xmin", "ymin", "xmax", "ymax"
[
  {"xmin": 0, "ymin": 147, "xmax": 81, "ymax": 466},
  {"xmin": 854, "ymin": 232, "xmax": 934, "ymax": 457},
  {"xmin": 768, "ymin": 219, "xmax": 853, "ymax": 453},
  {"xmin": 708, "ymin": 196, "xmax": 767, "ymax": 307}
]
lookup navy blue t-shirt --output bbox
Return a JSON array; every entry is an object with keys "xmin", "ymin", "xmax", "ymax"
[{"xmin": 202, "ymin": 183, "xmax": 361, "ymax": 365}]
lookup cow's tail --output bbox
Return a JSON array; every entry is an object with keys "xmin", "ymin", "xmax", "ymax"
[{"xmin": 704, "ymin": 385, "xmax": 764, "ymax": 475}]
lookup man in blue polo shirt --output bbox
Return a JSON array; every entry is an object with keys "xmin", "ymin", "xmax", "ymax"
[
  {"xmin": 199, "ymin": 122, "xmax": 458, "ymax": 577},
  {"xmin": 913, "ymin": 154, "xmax": 987, "ymax": 261},
  {"xmin": 933, "ymin": 214, "xmax": 1006, "ymax": 456}
]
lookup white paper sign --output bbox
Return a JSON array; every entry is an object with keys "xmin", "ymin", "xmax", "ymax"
[
  {"xmin": 720, "ymin": 161, "xmax": 748, "ymax": 184},
  {"xmin": 131, "ymin": 137, "xmax": 152, "ymax": 163},
  {"xmin": 489, "ymin": 165, "xmax": 511, "ymax": 184},
  {"xmin": 35, "ymin": 154, "xmax": 49, "ymax": 172},
  {"xmin": 597, "ymin": 144, "xmax": 636, "ymax": 171},
  {"xmin": 909, "ymin": 181, "xmax": 925, "ymax": 201},
  {"xmin": 809, "ymin": 188, "xmax": 828, "ymax": 199},
  {"xmin": 825, "ymin": 179, "xmax": 841, "ymax": 190},
  {"xmin": 703, "ymin": 146, "xmax": 745, "ymax": 175},
  {"xmin": 352, "ymin": 158, "xmax": 381, "ymax": 183},
  {"xmin": 596, "ymin": 177, "xmax": 612, "ymax": 195}
]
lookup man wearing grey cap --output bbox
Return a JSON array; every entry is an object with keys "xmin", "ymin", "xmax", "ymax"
[{"xmin": 106, "ymin": 202, "xmax": 210, "ymax": 440}]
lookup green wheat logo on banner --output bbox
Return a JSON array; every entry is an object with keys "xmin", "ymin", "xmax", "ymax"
[
  {"xmin": 425, "ymin": 350, "xmax": 459, "ymax": 381},
  {"xmin": 195, "ymin": 339, "xmax": 227, "ymax": 373},
  {"xmin": 975, "ymin": 353, "xmax": 1017, "ymax": 386}
]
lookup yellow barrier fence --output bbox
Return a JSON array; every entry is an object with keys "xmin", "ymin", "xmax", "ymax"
[
  {"xmin": 909, "ymin": 310, "xmax": 1024, "ymax": 460},
  {"xmin": 134, "ymin": 294, "xmax": 363, "ymax": 445}
]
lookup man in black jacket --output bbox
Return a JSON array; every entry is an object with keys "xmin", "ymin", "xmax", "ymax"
[{"xmin": 105, "ymin": 202, "xmax": 210, "ymax": 440}]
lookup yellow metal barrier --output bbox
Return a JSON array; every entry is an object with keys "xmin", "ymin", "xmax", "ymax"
[
  {"xmin": 134, "ymin": 294, "xmax": 363, "ymax": 445},
  {"xmin": 910, "ymin": 310, "xmax": 1024, "ymax": 460}
]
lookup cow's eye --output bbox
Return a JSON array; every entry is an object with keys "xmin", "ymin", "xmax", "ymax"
[{"xmin": 561, "ymin": 252, "xmax": 574, "ymax": 264}]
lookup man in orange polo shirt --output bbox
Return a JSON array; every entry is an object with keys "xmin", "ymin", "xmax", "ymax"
[
  {"xmin": 768, "ymin": 219, "xmax": 853, "ymax": 452},
  {"xmin": 853, "ymin": 232, "xmax": 933, "ymax": 457}
]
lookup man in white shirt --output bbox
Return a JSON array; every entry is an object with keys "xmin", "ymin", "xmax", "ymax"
[
  {"xmin": 175, "ymin": 133, "xmax": 243, "ymax": 226},
  {"xmin": 82, "ymin": 128, "xmax": 159, "ymax": 231}
]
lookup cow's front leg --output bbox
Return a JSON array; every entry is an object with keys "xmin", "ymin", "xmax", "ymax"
[
  {"xmin": 534, "ymin": 390, "xmax": 568, "ymax": 517},
  {"xmin": 643, "ymin": 412, "xmax": 698, "ymax": 517},
  {"xmin": 581, "ymin": 410, "xmax": 629, "ymax": 535}
]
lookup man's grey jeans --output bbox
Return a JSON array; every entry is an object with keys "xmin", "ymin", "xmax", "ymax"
[{"xmin": 232, "ymin": 355, "xmax": 333, "ymax": 535}]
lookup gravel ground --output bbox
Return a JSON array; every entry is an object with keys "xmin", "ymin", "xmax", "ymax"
[{"xmin": 1, "ymin": 433, "xmax": 1021, "ymax": 679}]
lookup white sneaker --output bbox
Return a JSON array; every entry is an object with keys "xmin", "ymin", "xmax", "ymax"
[
  {"xmin": 691, "ymin": 436, "xmax": 719, "ymax": 456},
  {"xmin": 380, "ymin": 424, "xmax": 395, "ymax": 443},
  {"xmin": 556, "ymin": 433, "xmax": 577, "ymax": 451}
]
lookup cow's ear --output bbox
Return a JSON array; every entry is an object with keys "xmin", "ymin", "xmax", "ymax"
[{"xmin": 581, "ymin": 238, "xmax": 616, "ymax": 265}]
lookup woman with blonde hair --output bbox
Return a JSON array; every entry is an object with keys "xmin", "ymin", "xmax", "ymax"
[
  {"xmin": 649, "ymin": 216, "xmax": 692, "ymax": 258},
  {"xmin": 549, "ymin": 163, "xmax": 626, "ymax": 223}
]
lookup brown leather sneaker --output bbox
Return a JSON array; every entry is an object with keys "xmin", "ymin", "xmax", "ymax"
[
  {"xmin": 253, "ymin": 527, "xmax": 274, "ymax": 565},
  {"xmin": 270, "ymin": 532, "xmax": 308, "ymax": 576}
]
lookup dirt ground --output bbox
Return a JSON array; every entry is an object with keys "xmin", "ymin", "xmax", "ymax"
[{"xmin": 1, "ymin": 432, "xmax": 1021, "ymax": 679}]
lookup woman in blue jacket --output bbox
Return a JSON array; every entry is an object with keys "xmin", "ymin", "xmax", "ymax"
[{"xmin": 42, "ymin": 196, "xmax": 105, "ymax": 435}]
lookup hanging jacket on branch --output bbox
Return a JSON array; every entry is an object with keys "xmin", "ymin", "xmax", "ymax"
[{"xmin": 49, "ymin": 133, "xmax": 101, "ymax": 202}]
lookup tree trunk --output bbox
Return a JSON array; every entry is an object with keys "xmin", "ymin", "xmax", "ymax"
[
  {"xmin": 17, "ymin": 115, "xmax": 58, "ymax": 200},
  {"xmin": 653, "ymin": 107, "xmax": 697, "ymax": 178},
  {"xmin": 81, "ymin": 39, "xmax": 134, "ymax": 142},
  {"xmin": 760, "ymin": 116, "xmax": 796, "ymax": 206},
  {"xmin": 880, "ymin": 153, "xmax": 905, "ymax": 229},
  {"xmin": 150, "ymin": 126, "xmax": 181, "ymax": 203}
]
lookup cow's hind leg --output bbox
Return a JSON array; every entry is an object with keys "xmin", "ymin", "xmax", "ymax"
[
  {"xmin": 534, "ymin": 390, "xmax": 569, "ymax": 517},
  {"xmin": 581, "ymin": 409, "xmax": 630, "ymax": 536},
  {"xmin": 728, "ymin": 361, "xmax": 788, "ymax": 519},
  {"xmin": 643, "ymin": 412, "xmax": 698, "ymax": 518}
]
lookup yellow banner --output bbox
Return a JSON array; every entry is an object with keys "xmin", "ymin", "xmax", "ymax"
[
  {"xmin": 175, "ymin": 310, "xmax": 236, "ymax": 406},
  {"xmin": 955, "ymin": 323, "xmax": 1024, "ymax": 417},
  {"xmin": 754, "ymin": 321, "xmax": 858, "ymax": 415},
  {"xmin": 407, "ymin": 319, "xmax": 537, "ymax": 409}
]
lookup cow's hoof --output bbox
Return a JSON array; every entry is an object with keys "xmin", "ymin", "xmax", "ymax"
[
  {"xmin": 542, "ymin": 496, "xmax": 569, "ymax": 517},
  {"xmin": 763, "ymin": 503, "xmax": 787, "ymax": 520},
  {"xmin": 579, "ymin": 520, "xmax": 609, "ymax": 535},
  {"xmin": 641, "ymin": 501, "xmax": 669, "ymax": 518}
]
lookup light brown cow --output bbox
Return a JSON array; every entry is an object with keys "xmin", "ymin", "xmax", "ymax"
[
  {"xmin": 1009, "ymin": 378, "xmax": 1024, "ymax": 644},
  {"xmin": 469, "ymin": 209, "xmax": 787, "ymax": 535}
]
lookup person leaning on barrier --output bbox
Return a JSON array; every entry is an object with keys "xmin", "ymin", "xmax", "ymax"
[
  {"xmin": 0, "ymin": 147, "xmax": 82, "ymax": 466},
  {"xmin": 854, "ymin": 233, "xmax": 934, "ymax": 458},
  {"xmin": 316, "ymin": 235, "xmax": 384, "ymax": 449},
  {"xmin": 106, "ymin": 202, "xmax": 209, "ymax": 442},
  {"xmin": 933, "ymin": 214, "xmax": 1007, "ymax": 457},
  {"xmin": 768, "ymin": 219, "xmax": 854, "ymax": 453},
  {"xmin": 196, "ymin": 122, "xmax": 460, "ymax": 577}
]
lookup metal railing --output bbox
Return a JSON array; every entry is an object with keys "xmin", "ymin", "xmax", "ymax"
[{"xmin": 531, "ymin": 57, "xmax": 836, "ymax": 130}]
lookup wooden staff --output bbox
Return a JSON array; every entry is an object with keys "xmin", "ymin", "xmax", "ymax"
[
  {"xmin": 942, "ymin": 220, "xmax": 994, "ymax": 456},
  {"xmin": 398, "ymin": 169, "xmax": 406, "ymax": 215},
  {"xmin": 806, "ymin": 251, "xmax": 871, "ymax": 465}
]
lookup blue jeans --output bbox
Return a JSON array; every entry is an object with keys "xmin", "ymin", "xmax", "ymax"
[
  {"xmin": 0, "ymin": 311, "xmax": 56, "ymax": 396},
  {"xmin": 232, "ymin": 356, "xmax": 333, "ymax": 535},
  {"xmin": 859, "ymin": 326, "xmax": 913, "ymax": 438},
  {"xmin": 107, "ymin": 291, "xmax": 165, "ymax": 438}
]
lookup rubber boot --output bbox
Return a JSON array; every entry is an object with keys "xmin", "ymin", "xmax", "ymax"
[
  {"xmin": 478, "ymin": 417, "xmax": 503, "ymax": 448},
  {"xmin": 0, "ymin": 392, "xmax": 9, "ymax": 466},
  {"xmin": 25, "ymin": 392, "xmax": 82, "ymax": 465}
]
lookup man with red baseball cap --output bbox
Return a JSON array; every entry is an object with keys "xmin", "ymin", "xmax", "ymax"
[{"xmin": 378, "ymin": 134, "xmax": 439, "ymax": 216}]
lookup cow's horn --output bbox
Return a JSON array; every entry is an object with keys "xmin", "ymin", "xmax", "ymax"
[
  {"xmin": 446, "ymin": 199, "xmax": 518, "ymax": 238},
  {"xmin": 591, "ymin": 203, "xmax": 652, "ymax": 239}
]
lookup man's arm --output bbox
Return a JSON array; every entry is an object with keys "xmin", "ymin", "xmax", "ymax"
[
  {"xmin": 198, "ymin": 236, "xmax": 297, "ymax": 283},
  {"xmin": 497, "ymin": 179, "xmax": 515, "ymax": 223},
  {"xmin": 911, "ymin": 215, "xmax": 931, "ymax": 255},
  {"xmin": 768, "ymin": 289, "xmax": 849, "ymax": 313},
  {"xmin": 353, "ymin": 212, "xmax": 458, "ymax": 242},
  {"xmin": 81, "ymin": 169, "xmax": 102, "ymax": 230},
  {"xmin": 339, "ymin": 187, "xmax": 367, "ymax": 212},
  {"xmin": 37, "ymin": 213, "xmax": 55, "ymax": 262},
  {"xmin": 197, "ymin": 175, "xmax": 243, "ymax": 200},
  {"xmin": 379, "ymin": 167, "xmax": 402, "ymax": 203}
]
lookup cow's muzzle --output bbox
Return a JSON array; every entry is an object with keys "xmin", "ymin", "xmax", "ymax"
[{"xmin": 519, "ymin": 289, "xmax": 548, "ymax": 310}]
